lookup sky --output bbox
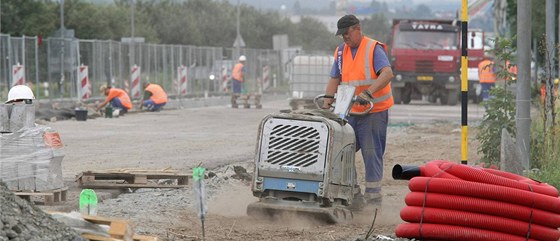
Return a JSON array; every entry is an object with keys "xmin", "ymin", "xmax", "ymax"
[{"xmin": 230, "ymin": 0, "xmax": 463, "ymax": 12}]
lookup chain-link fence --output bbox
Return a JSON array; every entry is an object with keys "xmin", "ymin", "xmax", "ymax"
[{"xmin": 0, "ymin": 34, "xmax": 302, "ymax": 103}]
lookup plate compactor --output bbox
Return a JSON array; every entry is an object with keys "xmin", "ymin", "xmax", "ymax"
[{"xmin": 246, "ymin": 86, "xmax": 372, "ymax": 223}]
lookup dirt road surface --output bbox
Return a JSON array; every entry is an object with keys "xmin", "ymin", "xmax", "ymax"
[{"xmin": 45, "ymin": 98, "xmax": 484, "ymax": 241}]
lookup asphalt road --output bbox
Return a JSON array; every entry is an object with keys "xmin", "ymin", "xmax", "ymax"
[{"xmin": 389, "ymin": 99, "xmax": 485, "ymax": 124}]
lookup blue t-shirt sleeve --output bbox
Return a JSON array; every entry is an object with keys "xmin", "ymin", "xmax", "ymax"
[
  {"xmin": 330, "ymin": 60, "xmax": 340, "ymax": 78},
  {"xmin": 373, "ymin": 45, "xmax": 390, "ymax": 75},
  {"xmin": 330, "ymin": 45, "xmax": 391, "ymax": 78}
]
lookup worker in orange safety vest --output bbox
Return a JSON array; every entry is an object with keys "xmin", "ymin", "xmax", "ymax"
[
  {"xmin": 230, "ymin": 55, "xmax": 246, "ymax": 108},
  {"xmin": 96, "ymin": 85, "xmax": 132, "ymax": 114},
  {"xmin": 140, "ymin": 82, "xmax": 168, "ymax": 112},
  {"xmin": 478, "ymin": 58, "xmax": 496, "ymax": 102},
  {"xmin": 323, "ymin": 15, "xmax": 394, "ymax": 210}
]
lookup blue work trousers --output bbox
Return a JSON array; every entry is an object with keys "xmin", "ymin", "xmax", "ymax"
[
  {"xmin": 110, "ymin": 98, "xmax": 128, "ymax": 113},
  {"xmin": 143, "ymin": 99, "xmax": 166, "ymax": 111},
  {"xmin": 481, "ymin": 82, "xmax": 495, "ymax": 102},
  {"xmin": 347, "ymin": 110, "xmax": 388, "ymax": 198},
  {"xmin": 232, "ymin": 79, "xmax": 243, "ymax": 94}
]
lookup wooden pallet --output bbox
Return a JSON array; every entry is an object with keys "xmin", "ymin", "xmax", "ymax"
[
  {"xmin": 232, "ymin": 93, "xmax": 262, "ymax": 109},
  {"xmin": 76, "ymin": 169, "xmax": 190, "ymax": 189},
  {"xmin": 13, "ymin": 186, "xmax": 68, "ymax": 205}
]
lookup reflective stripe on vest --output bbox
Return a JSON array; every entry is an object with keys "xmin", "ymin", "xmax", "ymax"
[{"xmin": 337, "ymin": 37, "xmax": 393, "ymax": 113}]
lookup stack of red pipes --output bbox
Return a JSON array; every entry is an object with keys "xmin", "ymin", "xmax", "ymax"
[{"xmin": 395, "ymin": 160, "xmax": 560, "ymax": 241}]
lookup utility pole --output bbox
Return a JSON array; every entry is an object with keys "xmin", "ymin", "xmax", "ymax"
[
  {"xmin": 233, "ymin": 0, "xmax": 245, "ymax": 58},
  {"xmin": 546, "ymin": 0, "xmax": 555, "ymax": 127},
  {"xmin": 60, "ymin": 0, "xmax": 65, "ymax": 94},
  {"xmin": 130, "ymin": 0, "xmax": 135, "ymax": 66},
  {"xmin": 516, "ymin": 0, "xmax": 532, "ymax": 170}
]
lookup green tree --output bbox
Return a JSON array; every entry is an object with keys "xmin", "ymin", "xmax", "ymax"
[
  {"xmin": 1, "ymin": 0, "xmax": 57, "ymax": 36},
  {"xmin": 361, "ymin": 13, "xmax": 391, "ymax": 44}
]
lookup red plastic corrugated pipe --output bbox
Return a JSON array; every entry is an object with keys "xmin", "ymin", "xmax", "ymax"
[{"xmin": 394, "ymin": 160, "xmax": 560, "ymax": 241}]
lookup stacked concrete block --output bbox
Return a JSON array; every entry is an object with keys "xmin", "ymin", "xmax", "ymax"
[{"xmin": 0, "ymin": 103, "xmax": 65, "ymax": 191}]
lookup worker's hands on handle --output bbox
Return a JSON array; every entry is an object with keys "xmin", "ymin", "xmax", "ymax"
[
  {"xmin": 321, "ymin": 95, "xmax": 335, "ymax": 109},
  {"xmin": 356, "ymin": 89, "xmax": 374, "ymax": 105}
]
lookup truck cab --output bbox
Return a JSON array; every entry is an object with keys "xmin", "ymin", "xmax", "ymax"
[{"xmin": 390, "ymin": 19, "xmax": 461, "ymax": 105}]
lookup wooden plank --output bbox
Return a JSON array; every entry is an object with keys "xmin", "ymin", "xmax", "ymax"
[
  {"xmin": 83, "ymin": 172, "xmax": 190, "ymax": 178},
  {"xmin": 132, "ymin": 175, "xmax": 148, "ymax": 184},
  {"xmin": 14, "ymin": 187, "xmax": 68, "ymax": 205},
  {"xmin": 133, "ymin": 235, "xmax": 161, "ymax": 241},
  {"xmin": 82, "ymin": 215, "xmax": 134, "ymax": 241},
  {"xmin": 79, "ymin": 183, "xmax": 189, "ymax": 189},
  {"xmin": 81, "ymin": 233, "xmax": 122, "ymax": 241}
]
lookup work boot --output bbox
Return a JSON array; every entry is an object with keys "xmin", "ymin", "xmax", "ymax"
[
  {"xmin": 348, "ymin": 192, "xmax": 367, "ymax": 211},
  {"xmin": 365, "ymin": 192, "xmax": 383, "ymax": 207}
]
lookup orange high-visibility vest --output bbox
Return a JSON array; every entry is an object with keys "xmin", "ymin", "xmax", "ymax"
[
  {"xmin": 232, "ymin": 63, "xmax": 244, "ymax": 82},
  {"xmin": 478, "ymin": 59, "xmax": 496, "ymax": 83},
  {"xmin": 145, "ymin": 84, "xmax": 168, "ymax": 104},
  {"xmin": 335, "ymin": 37, "xmax": 393, "ymax": 113},
  {"xmin": 106, "ymin": 88, "xmax": 132, "ymax": 109}
]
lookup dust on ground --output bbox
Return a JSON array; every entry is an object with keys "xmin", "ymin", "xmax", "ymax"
[{"xmin": 39, "ymin": 98, "xmax": 482, "ymax": 241}]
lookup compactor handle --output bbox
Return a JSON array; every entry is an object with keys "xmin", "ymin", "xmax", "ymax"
[
  {"xmin": 348, "ymin": 98, "xmax": 374, "ymax": 116},
  {"xmin": 314, "ymin": 94, "xmax": 334, "ymax": 110},
  {"xmin": 313, "ymin": 94, "xmax": 374, "ymax": 117}
]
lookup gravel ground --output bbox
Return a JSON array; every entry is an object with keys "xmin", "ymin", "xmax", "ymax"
[
  {"xmin": 21, "ymin": 97, "xmax": 482, "ymax": 241},
  {"xmin": 0, "ymin": 181, "xmax": 82, "ymax": 241}
]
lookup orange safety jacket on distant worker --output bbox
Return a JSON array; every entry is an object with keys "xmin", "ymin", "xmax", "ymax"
[
  {"xmin": 335, "ymin": 37, "xmax": 393, "ymax": 113},
  {"xmin": 232, "ymin": 63, "xmax": 244, "ymax": 82},
  {"xmin": 145, "ymin": 84, "xmax": 168, "ymax": 104},
  {"xmin": 106, "ymin": 88, "xmax": 132, "ymax": 110},
  {"xmin": 478, "ymin": 59, "xmax": 496, "ymax": 83}
]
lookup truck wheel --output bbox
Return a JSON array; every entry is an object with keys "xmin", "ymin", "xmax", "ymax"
[
  {"xmin": 402, "ymin": 87, "xmax": 412, "ymax": 104},
  {"xmin": 440, "ymin": 93, "xmax": 448, "ymax": 105},
  {"xmin": 447, "ymin": 90, "xmax": 458, "ymax": 106},
  {"xmin": 428, "ymin": 94, "xmax": 437, "ymax": 103},
  {"xmin": 393, "ymin": 88, "xmax": 402, "ymax": 104}
]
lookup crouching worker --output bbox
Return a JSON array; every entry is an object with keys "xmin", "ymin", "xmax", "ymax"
[
  {"xmin": 95, "ymin": 85, "xmax": 132, "ymax": 115},
  {"xmin": 140, "ymin": 82, "xmax": 167, "ymax": 111}
]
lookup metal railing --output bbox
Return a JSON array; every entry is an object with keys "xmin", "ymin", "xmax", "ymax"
[{"xmin": 0, "ymin": 34, "xmax": 304, "ymax": 102}]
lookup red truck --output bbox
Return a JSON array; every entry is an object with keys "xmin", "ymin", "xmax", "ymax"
[{"xmin": 390, "ymin": 19, "xmax": 461, "ymax": 105}]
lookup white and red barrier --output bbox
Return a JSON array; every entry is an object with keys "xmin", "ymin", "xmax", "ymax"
[
  {"xmin": 78, "ymin": 64, "xmax": 91, "ymax": 100},
  {"xmin": 177, "ymin": 65, "xmax": 187, "ymax": 94},
  {"xmin": 11, "ymin": 63, "xmax": 25, "ymax": 86},
  {"xmin": 130, "ymin": 65, "xmax": 141, "ymax": 98},
  {"xmin": 262, "ymin": 65, "xmax": 270, "ymax": 90}
]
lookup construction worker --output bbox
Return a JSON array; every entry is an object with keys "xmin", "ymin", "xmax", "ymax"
[
  {"xmin": 6, "ymin": 85, "xmax": 35, "ymax": 104},
  {"xmin": 540, "ymin": 78, "xmax": 559, "ymax": 105},
  {"xmin": 231, "ymin": 55, "xmax": 246, "ymax": 108},
  {"xmin": 323, "ymin": 15, "xmax": 394, "ymax": 209},
  {"xmin": 478, "ymin": 57, "xmax": 496, "ymax": 102},
  {"xmin": 505, "ymin": 60, "xmax": 518, "ymax": 81},
  {"xmin": 96, "ymin": 85, "xmax": 132, "ymax": 114},
  {"xmin": 140, "ymin": 82, "xmax": 168, "ymax": 112}
]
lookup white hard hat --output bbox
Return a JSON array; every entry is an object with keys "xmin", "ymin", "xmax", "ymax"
[
  {"xmin": 6, "ymin": 85, "xmax": 35, "ymax": 103},
  {"xmin": 239, "ymin": 55, "xmax": 246, "ymax": 61}
]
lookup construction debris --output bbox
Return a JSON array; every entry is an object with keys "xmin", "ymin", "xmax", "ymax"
[{"xmin": 0, "ymin": 180, "xmax": 82, "ymax": 241}]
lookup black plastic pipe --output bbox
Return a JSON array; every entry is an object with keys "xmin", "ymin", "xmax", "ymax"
[{"xmin": 392, "ymin": 164, "xmax": 422, "ymax": 180}]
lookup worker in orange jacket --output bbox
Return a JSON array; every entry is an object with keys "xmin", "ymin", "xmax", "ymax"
[
  {"xmin": 140, "ymin": 82, "xmax": 168, "ymax": 112},
  {"xmin": 478, "ymin": 58, "xmax": 496, "ymax": 102},
  {"xmin": 96, "ymin": 85, "xmax": 132, "ymax": 114},
  {"xmin": 540, "ymin": 78, "xmax": 559, "ymax": 105},
  {"xmin": 323, "ymin": 15, "xmax": 394, "ymax": 209},
  {"xmin": 230, "ymin": 55, "xmax": 246, "ymax": 108}
]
